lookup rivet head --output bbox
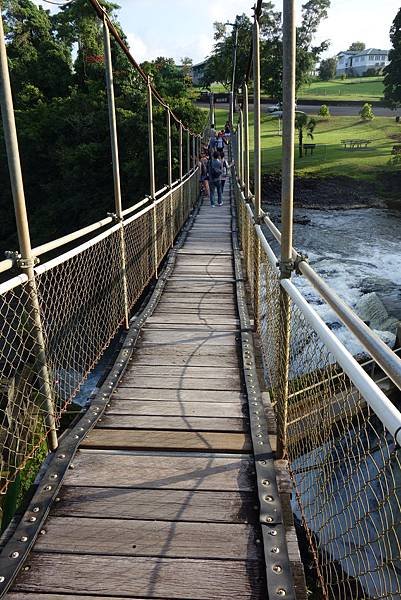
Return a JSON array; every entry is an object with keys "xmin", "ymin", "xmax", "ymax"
[
  {"xmin": 28, "ymin": 516, "xmax": 37, "ymax": 523},
  {"xmin": 265, "ymin": 495, "xmax": 274, "ymax": 502},
  {"xmin": 262, "ymin": 480, "xmax": 270, "ymax": 486},
  {"xmin": 271, "ymin": 546, "xmax": 280, "ymax": 553},
  {"xmin": 58, "ymin": 454, "xmax": 65, "ymax": 459},
  {"xmin": 44, "ymin": 485, "xmax": 52, "ymax": 491},
  {"xmin": 55, "ymin": 497, "xmax": 61, "ymax": 502},
  {"xmin": 259, "ymin": 460, "xmax": 266, "ymax": 465},
  {"xmin": 10, "ymin": 552, "xmax": 19, "ymax": 559},
  {"xmin": 20, "ymin": 536, "xmax": 28, "ymax": 543},
  {"xmin": 69, "ymin": 464, "xmax": 75, "ymax": 470},
  {"xmin": 273, "ymin": 565, "xmax": 282, "ymax": 574},
  {"xmin": 32, "ymin": 507, "xmax": 40, "ymax": 513},
  {"xmin": 50, "ymin": 474, "xmax": 58, "ymax": 480},
  {"xmin": 277, "ymin": 589, "xmax": 286, "ymax": 597},
  {"xmin": 269, "ymin": 529, "xmax": 278, "ymax": 536},
  {"xmin": 40, "ymin": 529, "xmax": 46, "ymax": 536},
  {"xmin": 266, "ymin": 516, "xmax": 273, "ymax": 523},
  {"xmin": 0, "ymin": 576, "xmax": 5, "ymax": 583}
]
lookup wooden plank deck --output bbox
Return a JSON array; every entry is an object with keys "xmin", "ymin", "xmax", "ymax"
[{"xmin": 6, "ymin": 188, "xmax": 268, "ymax": 599}]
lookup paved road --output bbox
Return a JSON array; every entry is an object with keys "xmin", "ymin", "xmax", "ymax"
[{"xmin": 199, "ymin": 102, "xmax": 399, "ymax": 117}]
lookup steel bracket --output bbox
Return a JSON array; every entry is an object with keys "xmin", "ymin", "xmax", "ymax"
[
  {"xmin": 107, "ymin": 212, "xmax": 122, "ymax": 224},
  {"xmin": 231, "ymin": 185, "xmax": 297, "ymax": 600},
  {"xmin": 17, "ymin": 256, "xmax": 40, "ymax": 269},
  {"xmin": 293, "ymin": 252, "xmax": 308, "ymax": 275}
]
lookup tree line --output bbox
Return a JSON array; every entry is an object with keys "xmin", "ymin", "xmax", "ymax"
[{"xmin": 0, "ymin": 0, "xmax": 204, "ymax": 256}]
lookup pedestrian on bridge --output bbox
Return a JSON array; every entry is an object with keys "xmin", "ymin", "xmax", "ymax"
[
  {"xmin": 216, "ymin": 131, "xmax": 227, "ymax": 156},
  {"xmin": 199, "ymin": 153, "xmax": 209, "ymax": 199},
  {"xmin": 219, "ymin": 151, "xmax": 230, "ymax": 193},
  {"xmin": 208, "ymin": 151, "xmax": 223, "ymax": 207}
]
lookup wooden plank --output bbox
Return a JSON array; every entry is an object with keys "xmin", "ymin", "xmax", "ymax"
[
  {"xmin": 107, "ymin": 400, "xmax": 247, "ymax": 418},
  {"xmin": 64, "ymin": 452, "xmax": 255, "ymax": 491},
  {"xmin": 81, "ymin": 430, "xmax": 252, "ymax": 453},
  {"xmin": 128, "ymin": 352, "xmax": 240, "ymax": 368},
  {"xmin": 7, "ymin": 595, "xmax": 152, "ymax": 600},
  {"xmin": 164, "ymin": 283, "xmax": 234, "ymax": 294},
  {"xmin": 139, "ymin": 331, "xmax": 238, "ymax": 346},
  {"xmin": 34, "ymin": 517, "xmax": 261, "ymax": 560},
  {"xmin": 160, "ymin": 293, "xmax": 236, "ymax": 305},
  {"xmin": 153, "ymin": 306, "xmax": 238, "ymax": 316},
  {"xmin": 113, "ymin": 388, "xmax": 245, "ymax": 402},
  {"xmin": 13, "ymin": 554, "xmax": 266, "ymax": 599},
  {"xmin": 144, "ymin": 323, "xmax": 239, "ymax": 331},
  {"xmin": 97, "ymin": 415, "xmax": 246, "ymax": 432},
  {"xmin": 124, "ymin": 365, "xmax": 241, "ymax": 379},
  {"xmin": 52, "ymin": 487, "xmax": 258, "ymax": 523},
  {"xmin": 118, "ymin": 376, "xmax": 242, "ymax": 391}
]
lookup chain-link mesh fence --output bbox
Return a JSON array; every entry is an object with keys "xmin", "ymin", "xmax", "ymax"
[
  {"xmin": 234, "ymin": 179, "xmax": 401, "ymax": 599},
  {"xmin": 0, "ymin": 172, "xmax": 199, "ymax": 503}
]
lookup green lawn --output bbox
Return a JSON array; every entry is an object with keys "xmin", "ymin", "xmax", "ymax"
[
  {"xmin": 207, "ymin": 77, "xmax": 385, "ymax": 102},
  {"xmin": 212, "ymin": 107, "xmax": 401, "ymax": 178},
  {"xmin": 298, "ymin": 77, "xmax": 384, "ymax": 102}
]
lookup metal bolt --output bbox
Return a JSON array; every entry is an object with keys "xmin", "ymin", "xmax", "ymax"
[
  {"xmin": 43, "ymin": 485, "xmax": 52, "ymax": 491},
  {"xmin": 10, "ymin": 552, "xmax": 19, "ymax": 559},
  {"xmin": 0, "ymin": 576, "xmax": 4, "ymax": 582},
  {"xmin": 69, "ymin": 464, "xmax": 75, "ymax": 470},
  {"xmin": 265, "ymin": 495, "xmax": 274, "ymax": 502},
  {"xmin": 58, "ymin": 454, "xmax": 65, "ymax": 459},
  {"xmin": 28, "ymin": 517, "xmax": 37, "ymax": 523},
  {"xmin": 255, "ymin": 538, "xmax": 261, "ymax": 544},
  {"xmin": 40, "ymin": 529, "xmax": 46, "ymax": 536},
  {"xmin": 273, "ymin": 565, "xmax": 282, "ymax": 574},
  {"xmin": 262, "ymin": 480, "xmax": 270, "ymax": 486},
  {"xmin": 23, "ymin": 566, "xmax": 30, "ymax": 572},
  {"xmin": 20, "ymin": 537, "xmax": 28, "ymax": 543},
  {"xmin": 55, "ymin": 497, "xmax": 61, "ymax": 503},
  {"xmin": 271, "ymin": 546, "xmax": 280, "ymax": 554},
  {"xmin": 32, "ymin": 507, "xmax": 40, "ymax": 513},
  {"xmin": 269, "ymin": 529, "xmax": 278, "ymax": 536},
  {"xmin": 266, "ymin": 516, "xmax": 273, "ymax": 523},
  {"xmin": 259, "ymin": 460, "xmax": 266, "ymax": 465},
  {"xmin": 276, "ymin": 589, "xmax": 286, "ymax": 597},
  {"xmin": 50, "ymin": 474, "xmax": 58, "ymax": 480}
]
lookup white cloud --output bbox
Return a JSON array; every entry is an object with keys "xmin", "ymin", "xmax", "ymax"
[{"xmin": 126, "ymin": 32, "xmax": 149, "ymax": 64}]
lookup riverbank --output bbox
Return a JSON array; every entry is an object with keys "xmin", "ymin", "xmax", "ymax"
[{"xmin": 262, "ymin": 173, "xmax": 401, "ymax": 210}]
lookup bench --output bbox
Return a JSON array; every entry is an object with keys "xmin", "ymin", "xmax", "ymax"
[
  {"xmin": 303, "ymin": 143, "xmax": 316, "ymax": 156},
  {"xmin": 341, "ymin": 139, "xmax": 372, "ymax": 150}
]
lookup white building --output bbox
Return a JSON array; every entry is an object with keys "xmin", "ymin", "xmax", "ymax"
[{"xmin": 336, "ymin": 48, "xmax": 389, "ymax": 77}]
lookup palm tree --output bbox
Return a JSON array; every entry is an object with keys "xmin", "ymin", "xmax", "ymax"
[{"xmin": 295, "ymin": 112, "xmax": 316, "ymax": 158}]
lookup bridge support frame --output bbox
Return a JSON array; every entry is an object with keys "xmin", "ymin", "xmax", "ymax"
[
  {"xmin": 0, "ymin": 12, "xmax": 58, "ymax": 452},
  {"xmin": 277, "ymin": 0, "xmax": 297, "ymax": 459},
  {"xmin": 243, "ymin": 83, "xmax": 250, "ymax": 199},
  {"xmin": 252, "ymin": 10, "xmax": 262, "ymax": 331},
  {"xmin": 167, "ymin": 110, "xmax": 174, "ymax": 248},
  {"xmin": 147, "ymin": 78, "xmax": 158, "ymax": 279},
  {"xmin": 103, "ymin": 17, "xmax": 130, "ymax": 329}
]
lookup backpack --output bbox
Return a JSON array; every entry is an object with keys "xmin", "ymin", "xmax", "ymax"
[
  {"xmin": 216, "ymin": 138, "xmax": 224, "ymax": 149},
  {"xmin": 209, "ymin": 159, "xmax": 222, "ymax": 180}
]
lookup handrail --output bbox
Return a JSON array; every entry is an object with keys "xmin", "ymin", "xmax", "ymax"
[
  {"xmin": 254, "ymin": 222, "xmax": 401, "ymax": 445},
  {"xmin": 260, "ymin": 204, "xmax": 401, "ymax": 391}
]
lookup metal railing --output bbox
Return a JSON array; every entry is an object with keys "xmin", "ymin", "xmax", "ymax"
[
  {"xmin": 0, "ymin": 2, "xmax": 202, "ymax": 513},
  {"xmin": 232, "ymin": 2, "xmax": 401, "ymax": 595}
]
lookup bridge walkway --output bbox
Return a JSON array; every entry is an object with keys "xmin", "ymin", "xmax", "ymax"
[{"xmin": 5, "ymin": 184, "xmax": 269, "ymax": 599}]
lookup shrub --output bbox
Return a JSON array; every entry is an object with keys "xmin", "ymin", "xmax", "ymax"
[
  {"xmin": 364, "ymin": 68, "xmax": 380, "ymax": 77},
  {"xmin": 359, "ymin": 103, "xmax": 375, "ymax": 121},
  {"xmin": 318, "ymin": 104, "xmax": 331, "ymax": 119}
]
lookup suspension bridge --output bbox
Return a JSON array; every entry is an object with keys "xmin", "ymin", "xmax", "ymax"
[{"xmin": 0, "ymin": 1, "xmax": 401, "ymax": 599}]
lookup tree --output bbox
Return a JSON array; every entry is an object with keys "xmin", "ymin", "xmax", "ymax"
[
  {"xmin": 2, "ymin": 0, "xmax": 72, "ymax": 107},
  {"xmin": 348, "ymin": 42, "xmax": 366, "ymax": 52},
  {"xmin": 318, "ymin": 57, "xmax": 337, "ymax": 80},
  {"xmin": 384, "ymin": 7, "xmax": 401, "ymax": 108},
  {"xmin": 295, "ymin": 113, "xmax": 316, "ymax": 157},
  {"xmin": 359, "ymin": 103, "xmax": 374, "ymax": 120}
]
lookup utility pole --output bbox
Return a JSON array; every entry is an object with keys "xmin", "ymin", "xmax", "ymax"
[{"xmin": 227, "ymin": 18, "xmax": 239, "ymax": 127}]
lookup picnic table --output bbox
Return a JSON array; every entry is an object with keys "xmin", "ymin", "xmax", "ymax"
[
  {"xmin": 341, "ymin": 139, "xmax": 372, "ymax": 150},
  {"xmin": 303, "ymin": 143, "xmax": 316, "ymax": 156}
]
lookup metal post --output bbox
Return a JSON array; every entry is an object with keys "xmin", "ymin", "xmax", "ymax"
[
  {"xmin": 167, "ymin": 110, "xmax": 174, "ymax": 247},
  {"xmin": 229, "ymin": 91, "xmax": 234, "ymax": 130},
  {"xmin": 277, "ymin": 0, "xmax": 296, "ymax": 459},
  {"xmin": 0, "ymin": 13, "xmax": 58, "ymax": 451},
  {"xmin": 147, "ymin": 77, "xmax": 158, "ymax": 278},
  {"xmin": 209, "ymin": 92, "xmax": 215, "ymax": 128},
  {"xmin": 103, "ymin": 17, "xmax": 129, "ymax": 329},
  {"xmin": 239, "ymin": 109, "xmax": 244, "ymax": 184},
  {"xmin": 179, "ymin": 123, "xmax": 183, "ymax": 181},
  {"xmin": 230, "ymin": 21, "xmax": 239, "ymax": 126},
  {"xmin": 186, "ymin": 129, "xmax": 191, "ymax": 174},
  {"xmin": 252, "ymin": 10, "xmax": 262, "ymax": 331},
  {"xmin": 243, "ymin": 83, "xmax": 250, "ymax": 199},
  {"xmin": 192, "ymin": 135, "xmax": 196, "ymax": 169}
]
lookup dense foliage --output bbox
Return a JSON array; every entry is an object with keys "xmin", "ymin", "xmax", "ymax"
[
  {"xmin": 202, "ymin": 0, "xmax": 330, "ymax": 100},
  {"xmin": 0, "ymin": 0, "xmax": 204, "ymax": 254},
  {"xmin": 318, "ymin": 57, "xmax": 337, "ymax": 81},
  {"xmin": 383, "ymin": 7, "xmax": 401, "ymax": 108}
]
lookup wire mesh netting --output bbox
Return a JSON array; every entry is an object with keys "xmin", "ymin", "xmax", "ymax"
[
  {"xmin": 0, "ymin": 173, "xmax": 198, "ymax": 500},
  {"xmin": 234, "ymin": 180, "xmax": 401, "ymax": 599}
]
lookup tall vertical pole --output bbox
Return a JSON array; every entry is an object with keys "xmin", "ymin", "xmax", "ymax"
[
  {"xmin": 243, "ymin": 82, "xmax": 250, "ymax": 199},
  {"xmin": 192, "ymin": 135, "xmax": 196, "ymax": 169},
  {"xmin": 277, "ymin": 0, "xmax": 296, "ymax": 459},
  {"xmin": 252, "ymin": 9, "xmax": 262, "ymax": 332},
  {"xmin": 167, "ymin": 110, "xmax": 174, "ymax": 247},
  {"xmin": 239, "ymin": 109, "xmax": 244, "ymax": 184},
  {"xmin": 209, "ymin": 92, "xmax": 215, "ymax": 128},
  {"xmin": 186, "ymin": 129, "xmax": 190, "ymax": 174},
  {"xmin": 103, "ymin": 17, "xmax": 129, "ymax": 329},
  {"xmin": 147, "ymin": 77, "xmax": 158, "ymax": 278},
  {"xmin": 0, "ymin": 13, "xmax": 58, "ymax": 451},
  {"xmin": 179, "ymin": 123, "xmax": 183, "ymax": 181},
  {"xmin": 230, "ymin": 21, "xmax": 239, "ymax": 127}
]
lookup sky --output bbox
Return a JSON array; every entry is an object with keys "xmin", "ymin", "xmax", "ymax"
[{"xmin": 34, "ymin": 0, "xmax": 400, "ymax": 65}]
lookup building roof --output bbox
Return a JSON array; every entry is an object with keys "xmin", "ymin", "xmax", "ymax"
[{"xmin": 337, "ymin": 48, "xmax": 389, "ymax": 58}]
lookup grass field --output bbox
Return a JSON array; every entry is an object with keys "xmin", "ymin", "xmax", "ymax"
[
  {"xmin": 209, "ymin": 77, "xmax": 385, "ymax": 102},
  {"xmin": 298, "ymin": 77, "xmax": 384, "ymax": 102},
  {"xmin": 213, "ymin": 108, "xmax": 401, "ymax": 178}
]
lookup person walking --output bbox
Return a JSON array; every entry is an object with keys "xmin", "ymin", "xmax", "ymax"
[
  {"xmin": 216, "ymin": 131, "xmax": 227, "ymax": 156},
  {"xmin": 199, "ymin": 153, "xmax": 209, "ymax": 199},
  {"xmin": 219, "ymin": 151, "xmax": 230, "ymax": 194},
  {"xmin": 207, "ymin": 151, "xmax": 223, "ymax": 207}
]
